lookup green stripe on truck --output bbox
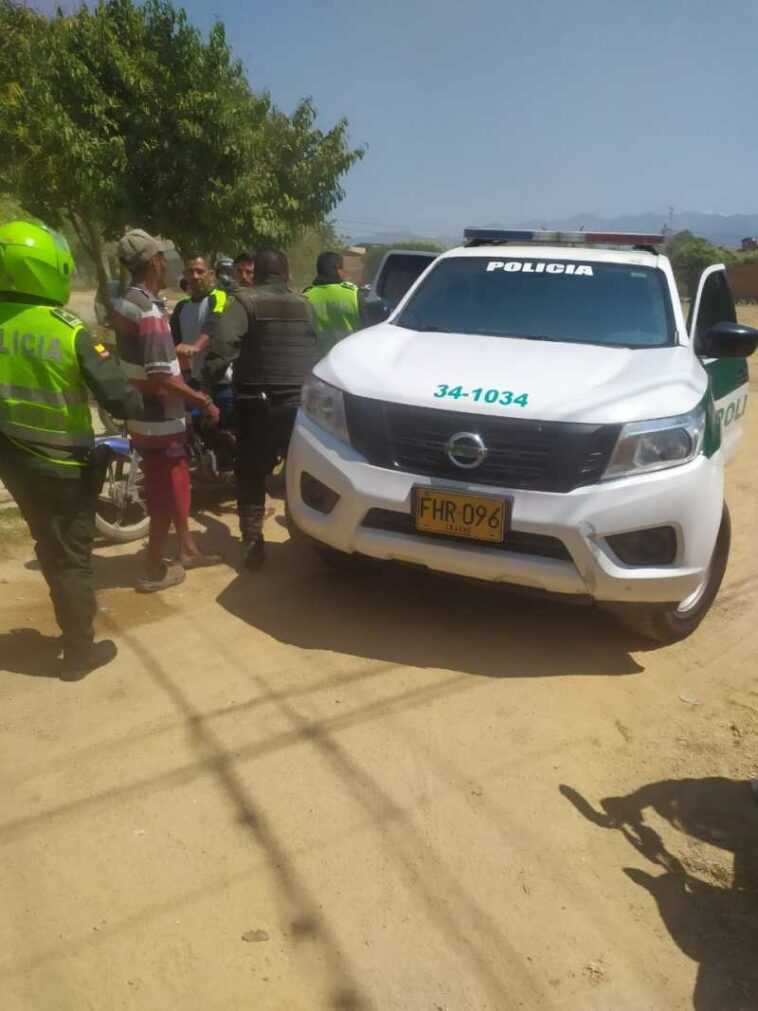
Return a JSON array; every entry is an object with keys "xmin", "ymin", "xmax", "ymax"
[{"xmin": 705, "ymin": 358, "xmax": 749, "ymax": 401}]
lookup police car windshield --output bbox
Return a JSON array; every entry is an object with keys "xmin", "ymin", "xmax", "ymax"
[{"xmin": 396, "ymin": 256, "xmax": 674, "ymax": 348}]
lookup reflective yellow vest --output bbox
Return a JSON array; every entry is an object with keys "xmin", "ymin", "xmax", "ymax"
[
  {"xmin": 0, "ymin": 301, "xmax": 94, "ymax": 466},
  {"xmin": 302, "ymin": 281, "xmax": 360, "ymax": 358}
]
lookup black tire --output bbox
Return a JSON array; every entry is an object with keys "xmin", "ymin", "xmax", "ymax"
[
  {"xmin": 609, "ymin": 504, "xmax": 731, "ymax": 644},
  {"xmin": 95, "ymin": 510, "xmax": 150, "ymax": 544},
  {"xmin": 95, "ymin": 454, "xmax": 150, "ymax": 544},
  {"xmin": 97, "ymin": 405, "xmax": 124, "ymax": 436}
]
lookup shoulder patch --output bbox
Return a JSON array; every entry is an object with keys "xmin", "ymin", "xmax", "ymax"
[
  {"xmin": 341, "ymin": 281, "xmax": 358, "ymax": 290},
  {"xmin": 50, "ymin": 307, "xmax": 83, "ymax": 329}
]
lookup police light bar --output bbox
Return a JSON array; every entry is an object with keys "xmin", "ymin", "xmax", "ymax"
[{"xmin": 464, "ymin": 227, "xmax": 665, "ymax": 247}]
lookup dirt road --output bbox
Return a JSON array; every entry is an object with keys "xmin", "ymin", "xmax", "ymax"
[{"xmin": 1, "ymin": 394, "xmax": 757, "ymax": 1010}]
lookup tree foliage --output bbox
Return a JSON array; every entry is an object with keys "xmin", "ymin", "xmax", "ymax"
[
  {"xmin": 0, "ymin": 0, "xmax": 363, "ymax": 297},
  {"xmin": 666, "ymin": 230, "xmax": 758, "ymax": 294},
  {"xmin": 362, "ymin": 240, "xmax": 446, "ymax": 284},
  {"xmin": 286, "ymin": 221, "xmax": 347, "ymax": 291}
]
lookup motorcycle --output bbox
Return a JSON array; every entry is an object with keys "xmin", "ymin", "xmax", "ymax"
[{"xmin": 94, "ymin": 401, "xmax": 236, "ymax": 544}]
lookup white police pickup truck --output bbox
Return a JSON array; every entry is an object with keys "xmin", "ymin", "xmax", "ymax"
[{"xmin": 287, "ymin": 229, "xmax": 757, "ymax": 642}]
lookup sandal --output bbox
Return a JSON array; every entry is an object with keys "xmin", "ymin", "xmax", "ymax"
[{"xmin": 136, "ymin": 561, "xmax": 187, "ymax": 594}]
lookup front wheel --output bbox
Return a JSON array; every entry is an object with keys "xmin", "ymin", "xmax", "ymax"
[
  {"xmin": 609, "ymin": 504, "xmax": 731, "ymax": 644},
  {"xmin": 95, "ymin": 451, "xmax": 150, "ymax": 543},
  {"xmin": 97, "ymin": 405, "xmax": 124, "ymax": 436}
]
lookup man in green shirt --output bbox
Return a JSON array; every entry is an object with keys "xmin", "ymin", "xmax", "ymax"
[{"xmin": 302, "ymin": 251, "xmax": 361, "ymax": 359}]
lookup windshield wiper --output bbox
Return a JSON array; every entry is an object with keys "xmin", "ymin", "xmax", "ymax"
[
  {"xmin": 492, "ymin": 332, "xmax": 566, "ymax": 342},
  {"xmin": 415, "ymin": 326, "xmax": 566, "ymax": 340}
]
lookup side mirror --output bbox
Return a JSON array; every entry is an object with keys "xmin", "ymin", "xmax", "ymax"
[
  {"xmin": 695, "ymin": 320, "xmax": 758, "ymax": 359},
  {"xmin": 362, "ymin": 298, "xmax": 392, "ymax": 327}
]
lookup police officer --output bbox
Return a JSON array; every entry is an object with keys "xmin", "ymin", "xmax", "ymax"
[
  {"xmin": 231, "ymin": 252, "xmax": 254, "ymax": 290},
  {"xmin": 0, "ymin": 221, "xmax": 144, "ymax": 678},
  {"xmin": 214, "ymin": 257, "xmax": 235, "ymax": 293},
  {"xmin": 203, "ymin": 249, "xmax": 316, "ymax": 567},
  {"xmin": 302, "ymin": 251, "xmax": 361, "ymax": 359}
]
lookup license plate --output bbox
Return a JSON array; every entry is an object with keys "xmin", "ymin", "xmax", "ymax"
[{"xmin": 413, "ymin": 488, "xmax": 508, "ymax": 543}]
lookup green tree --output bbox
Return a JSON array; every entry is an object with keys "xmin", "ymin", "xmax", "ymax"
[
  {"xmin": 0, "ymin": 0, "xmax": 363, "ymax": 304},
  {"xmin": 363, "ymin": 240, "xmax": 446, "ymax": 284},
  {"xmin": 666, "ymin": 230, "xmax": 736, "ymax": 295},
  {"xmin": 286, "ymin": 221, "xmax": 348, "ymax": 291},
  {"xmin": 0, "ymin": 194, "xmax": 25, "ymax": 222}
]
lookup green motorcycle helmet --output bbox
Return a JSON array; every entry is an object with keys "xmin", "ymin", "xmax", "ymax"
[{"xmin": 0, "ymin": 220, "xmax": 75, "ymax": 306}]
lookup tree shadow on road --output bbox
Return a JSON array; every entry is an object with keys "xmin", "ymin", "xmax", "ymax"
[
  {"xmin": 561, "ymin": 778, "xmax": 758, "ymax": 1010},
  {"xmin": 217, "ymin": 540, "xmax": 647, "ymax": 678}
]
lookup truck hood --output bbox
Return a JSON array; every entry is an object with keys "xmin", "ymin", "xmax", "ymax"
[{"xmin": 316, "ymin": 324, "xmax": 705, "ymax": 424}]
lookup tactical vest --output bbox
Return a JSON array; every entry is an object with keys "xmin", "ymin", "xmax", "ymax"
[
  {"xmin": 233, "ymin": 285, "xmax": 316, "ymax": 387},
  {"xmin": 0, "ymin": 301, "xmax": 94, "ymax": 466}
]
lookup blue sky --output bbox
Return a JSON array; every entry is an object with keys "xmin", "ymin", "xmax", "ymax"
[{"xmin": 42, "ymin": 0, "xmax": 758, "ymax": 240}]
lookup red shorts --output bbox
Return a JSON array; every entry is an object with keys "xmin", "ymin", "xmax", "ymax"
[{"xmin": 140, "ymin": 450, "xmax": 191, "ymax": 524}]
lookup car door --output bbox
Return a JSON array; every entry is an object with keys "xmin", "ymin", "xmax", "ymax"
[
  {"xmin": 688, "ymin": 264, "xmax": 750, "ymax": 459},
  {"xmin": 362, "ymin": 250, "xmax": 439, "ymax": 325}
]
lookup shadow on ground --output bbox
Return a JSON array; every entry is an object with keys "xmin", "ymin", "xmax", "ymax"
[
  {"xmin": 0, "ymin": 629, "xmax": 62, "ymax": 677},
  {"xmin": 561, "ymin": 778, "xmax": 758, "ymax": 1010},
  {"xmin": 87, "ymin": 506, "xmax": 239, "ymax": 591},
  {"xmin": 218, "ymin": 539, "xmax": 649, "ymax": 678}
]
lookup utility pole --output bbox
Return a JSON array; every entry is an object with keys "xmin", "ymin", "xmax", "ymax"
[{"xmin": 662, "ymin": 205, "xmax": 675, "ymax": 244}]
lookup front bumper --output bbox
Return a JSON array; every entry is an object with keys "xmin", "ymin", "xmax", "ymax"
[{"xmin": 287, "ymin": 411, "xmax": 724, "ymax": 605}]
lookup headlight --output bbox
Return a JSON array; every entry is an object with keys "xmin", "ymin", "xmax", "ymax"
[
  {"xmin": 301, "ymin": 374, "xmax": 351, "ymax": 445},
  {"xmin": 603, "ymin": 402, "xmax": 705, "ymax": 480}
]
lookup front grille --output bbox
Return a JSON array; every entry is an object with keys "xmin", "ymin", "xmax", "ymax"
[
  {"xmin": 361, "ymin": 508, "xmax": 572, "ymax": 562},
  {"xmin": 344, "ymin": 395, "xmax": 620, "ymax": 493}
]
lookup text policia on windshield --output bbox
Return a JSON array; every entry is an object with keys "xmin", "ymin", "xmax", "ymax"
[{"xmin": 486, "ymin": 260, "xmax": 595, "ymax": 275}]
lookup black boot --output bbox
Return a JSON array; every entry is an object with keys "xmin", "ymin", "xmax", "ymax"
[
  {"xmin": 243, "ymin": 536, "xmax": 266, "ymax": 570},
  {"xmin": 239, "ymin": 503, "xmax": 266, "ymax": 545},
  {"xmin": 61, "ymin": 639, "xmax": 118, "ymax": 681},
  {"xmin": 240, "ymin": 504, "xmax": 266, "ymax": 569}
]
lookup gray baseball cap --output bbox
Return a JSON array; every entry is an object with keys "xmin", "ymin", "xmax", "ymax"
[{"xmin": 117, "ymin": 229, "xmax": 175, "ymax": 269}]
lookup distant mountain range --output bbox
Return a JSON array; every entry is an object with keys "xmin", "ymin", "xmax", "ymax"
[{"xmin": 353, "ymin": 212, "xmax": 758, "ymax": 249}]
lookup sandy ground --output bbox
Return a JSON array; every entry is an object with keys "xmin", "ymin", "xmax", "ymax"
[{"xmin": 1, "ymin": 387, "xmax": 757, "ymax": 1009}]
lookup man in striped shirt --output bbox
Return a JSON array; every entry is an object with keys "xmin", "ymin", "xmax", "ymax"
[{"xmin": 113, "ymin": 230, "xmax": 223, "ymax": 592}]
